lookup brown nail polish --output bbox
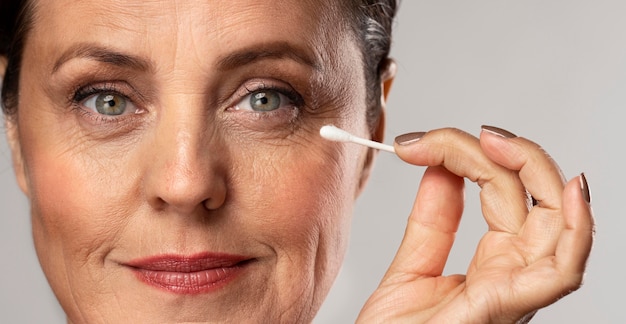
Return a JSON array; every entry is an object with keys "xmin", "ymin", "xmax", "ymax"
[
  {"xmin": 580, "ymin": 173, "xmax": 591, "ymax": 204},
  {"xmin": 481, "ymin": 125, "xmax": 517, "ymax": 138},
  {"xmin": 395, "ymin": 132, "xmax": 426, "ymax": 146}
]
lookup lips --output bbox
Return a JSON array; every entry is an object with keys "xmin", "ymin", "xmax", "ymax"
[{"xmin": 125, "ymin": 253, "xmax": 252, "ymax": 294}]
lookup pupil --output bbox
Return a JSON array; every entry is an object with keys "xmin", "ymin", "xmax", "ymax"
[
  {"xmin": 104, "ymin": 95, "xmax": 116, "ymax": 107},
  {"xmin": 249, "ymin": 90, "xmax": 281, "ymax": 112},
  {"xmin": 96, "ymin": 93, "xmax": 126, "ymax": 115}
]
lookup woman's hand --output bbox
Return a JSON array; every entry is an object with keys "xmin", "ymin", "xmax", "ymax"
[{"xmin": 356, "ymin": 126, "xmax": 594, "ymax": 323}]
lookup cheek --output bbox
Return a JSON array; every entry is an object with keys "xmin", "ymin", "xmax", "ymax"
[
  {"xmin": 28, "ymin": 159, "xmax": 132, "ymax": 241},
  {"xmin": 22, "ymin": 133, "xmax": 143, "ymax": 318},
  {"xmin": 19, "ymin": 121, "xmax": 135, "ymax": 279},
  {"xmin": 231, "ymin": 141, "xmax": 362, "ymax": 277}
]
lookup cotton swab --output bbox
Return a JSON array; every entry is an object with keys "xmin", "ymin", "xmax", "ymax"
[{"xmin": 319, "ymin": 125, "xmax": 396, "ymax": 153}]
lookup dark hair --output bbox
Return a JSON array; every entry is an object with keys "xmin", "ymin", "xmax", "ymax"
[
  {"xmin": 348, "ymin": 0, "xmax": 398, "ymax": 129},
  {"xmin": 1, "ymin": 0, "xmax": 398, "ymax": 126},
  {"xmin": 0, "ymin": 1, "xmax": 21, "ymax": 56},
  {"xmin": 1, "ymin": 0, "xmax": 32, "ymax": 118}
]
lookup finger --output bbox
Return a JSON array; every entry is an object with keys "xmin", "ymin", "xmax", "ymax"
[
  {"xmin": 428, "ymin": 174, "xmax": 594, "ymax": 323},
  {"xmin": 498, "ymin": 175, "xmax": 594, "ymax": 316},
  {"xmin": 394, "ymin": 128, "xmax": 528, "ymax": 233},
  {"xmin": 555, "ymin": 174, "xmax": 594, "ymax": 281},
  {"xmin": 479, "ymin": 127, "xmax": 567, "ymax": 259},
  {"xmin": 479, "ymin": 126, "xmax": 565, "ymax": 210},
  {"xmin": 382, "ymin": 166, "xmax": 464, "ymax": 283}
]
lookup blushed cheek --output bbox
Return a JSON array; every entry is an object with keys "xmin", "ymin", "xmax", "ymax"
[
  {"xmin": 24, "ymin": 147, "xmax": 128, "ymax": 283},
  {"xmin": 22, "ymin": 154, "xmax": 87, "ymax": 306}
]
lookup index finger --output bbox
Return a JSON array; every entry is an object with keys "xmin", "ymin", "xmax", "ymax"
[{"xmin": 394, "ymin": 127, "xmax": 528, "ymax": 233}]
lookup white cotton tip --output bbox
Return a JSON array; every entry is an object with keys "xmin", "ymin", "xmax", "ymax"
[
  {"xmin": 320, "ymin": 125, "xmax": 353, "ymax": 143},
  {"xmin": 319, "ymin": 124, "xmax": 396, "ymax": 154}
]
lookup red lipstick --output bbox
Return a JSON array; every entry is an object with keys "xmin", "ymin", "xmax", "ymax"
[{"xmin": 125, "ymin": 253, "xmax": 251, "ymax": 294}]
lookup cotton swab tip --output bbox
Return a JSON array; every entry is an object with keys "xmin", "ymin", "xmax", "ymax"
[
  {"xmin": 319, "ymin": 124, "xmax": 396, "ymax": 154},
  {"xmin": 319, "ymin": 125, "xmax": 353, "ymax": 142}
]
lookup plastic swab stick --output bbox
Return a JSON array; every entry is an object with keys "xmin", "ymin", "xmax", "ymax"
[{"xmin": 319, "ymin": 125, "xmax": 396, "ymax": 153}]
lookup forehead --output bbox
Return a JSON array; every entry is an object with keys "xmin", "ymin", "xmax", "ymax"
[
  {"xmin": 26, "ymin": 0, "xmax": 353, "ymax": 68},
  {"xmin": 30, "ymin": 0, "xmax": 343, "ymax": 29}
]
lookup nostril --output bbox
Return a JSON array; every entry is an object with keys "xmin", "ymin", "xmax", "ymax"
[
  {"xmin": 151, "ymin": 197, "xmax": 168, "ymax": 212},
  {"xmin": 203, "ymin": 192, "xmax": 226, "ymax": 210}
]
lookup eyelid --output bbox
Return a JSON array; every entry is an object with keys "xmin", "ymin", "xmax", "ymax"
[
  {"xmin": 69, "ymin": 82, "xmax": 147, "ymax": 127},
  {"xmin": 75, "ymin": 82, "xmax": 123, "ymax": 100},
  {"xmin": 74, "ymin": 82, "xmax": 144, "ymax": 108},
  {"xmin": 233, "ymin": 79, "xmax": 304, "ymax": 108},
  {"xmin": 235, "ymin": 90, "xmax": 292, "ymax": 112}
]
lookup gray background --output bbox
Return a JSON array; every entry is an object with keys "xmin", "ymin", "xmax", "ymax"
[{"xmin": 1, "ymin": 1, "xmax": 623, "ymax": 323}]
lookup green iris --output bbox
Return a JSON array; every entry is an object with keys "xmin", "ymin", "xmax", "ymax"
[
  {"xmin": 95, "ymin": 93, "xmax": 127, "ymax": 116},
  {"xmin": 250, "ymin": 90, "xmax": 281, "ymax": 112}
]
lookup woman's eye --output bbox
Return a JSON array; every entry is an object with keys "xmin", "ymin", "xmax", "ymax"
[
  {"xmin": 236, "ymin": 89, "xmax": 293, "ymax": 112},
  {"xmin": 82, "ymin": 92, "xmax": 135, "ymax": 116}
]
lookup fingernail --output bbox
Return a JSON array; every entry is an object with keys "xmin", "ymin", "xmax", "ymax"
[
  {"xmin": 395, "ymin": 132, "xmax": 426, "ymax": 146},
  {"xmin": 481, "ymin": 125, "xmax": 517, "ymax": 138},
  {"xmin": 580, "ymin": 173, "xmax": 591, "ymax": 204}
]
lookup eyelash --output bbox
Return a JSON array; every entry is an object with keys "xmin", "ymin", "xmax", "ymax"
[
  {"xmin": 233, "ymin": 82, "xmax": 306, "ymax": 128},
  {"xmin": 70, "ymin": 82, "xmax": 139, "ymax": 125},
  {"xmin": 68, "ymin": 81, "xmax": 306, "ymax": 126},
  {"xmin": 243, "ymin": 84, "xmax": 303, "ymax": 104}
]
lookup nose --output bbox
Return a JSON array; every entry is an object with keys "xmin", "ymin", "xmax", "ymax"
[{"xmin": 144, "ymin": 98, "xmax": 228, "ymax": 215}]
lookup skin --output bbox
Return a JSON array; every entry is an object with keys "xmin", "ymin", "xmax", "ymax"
[
  {"xmin": 3, "ymin": 0, "xmax": 594, "ymax": 323},
  {"xmin": 5, "ymin": 0, "xmax": 386, "ymax": 322},
  {"xmin": 357, "ymin": 130, "xmax": 595, "ymax": 323}
]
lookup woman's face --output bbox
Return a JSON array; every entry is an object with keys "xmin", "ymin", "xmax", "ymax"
[{"xmin": 8, "ymin": 0, "xmax": 382, "ymax": 322}]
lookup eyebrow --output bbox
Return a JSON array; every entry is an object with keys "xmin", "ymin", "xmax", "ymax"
[
  {"xmin": 216, "ymin": 42, "xmax": 320, "ymax": 72},
  {"xmin": 52, "ymin": 43, "xmax": 154, "ymax": 74},
  {"xmin": 51, "ymin": 41, "xmax": 319, "ymax": 74}
]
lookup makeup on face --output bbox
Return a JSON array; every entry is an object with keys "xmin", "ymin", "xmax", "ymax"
[
  {"xmin": 14, "ymin": 1, "xmax": 370, "ymax": 321},
  {"xmin": 124, "ymin": 252, "xmax": 255, "ymax": 295}
]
